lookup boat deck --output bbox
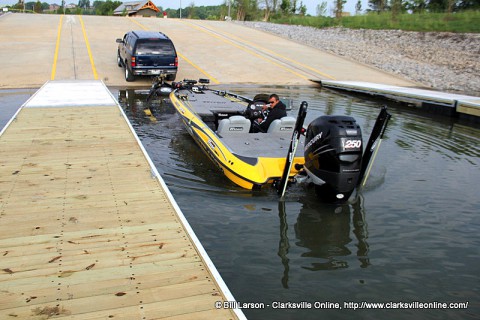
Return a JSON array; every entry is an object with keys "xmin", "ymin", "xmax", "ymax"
[
  {"xmin": 221, "ymin": 134, "xmax": 304, "ymax": 159},
  {"xmin": 180, "ymin": 90, "xmax": 247, "ymax": 117},
  {"xmin": 0, "ymin": 81, "xmax": 244, "ymax": 319},
  {"xmin": 177, "ymin": 89, "xmax": 303, "ymax": 159}
]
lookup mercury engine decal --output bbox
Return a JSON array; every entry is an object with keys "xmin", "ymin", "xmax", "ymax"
[{"xmin": 305, "ymin": 132, "xmax": 323, "ymax": 152}]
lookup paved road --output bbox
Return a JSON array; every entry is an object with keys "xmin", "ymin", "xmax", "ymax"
[{"xmin": 0, "ymin": 13, "xmax": 418, "ymax": 89}]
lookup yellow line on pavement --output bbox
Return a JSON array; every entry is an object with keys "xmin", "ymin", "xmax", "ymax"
[
  {"xmin": 181, "ymin": 20, "xmax": 311, "ymax": 81},
  {"xmin": 51, "ymin": 15, "xmax": 64, "ymax": 80},
  {"xmin": 196, "ymin": 22, "xmax": 336, "ymax": 80},
  {"xmin": 126, "ymin": 17, "xmax": 219, "ymax": 84},
  {"xmin": 127, "ymin": 17, "xmax": 148, "ymax": 30},
  {"xmin": 79, "ymin": 16, "xmax": 98, "ymax": 80},
  {"xmin": 177, "ymin": 52, "xmax": 219, "ymax": 84}
]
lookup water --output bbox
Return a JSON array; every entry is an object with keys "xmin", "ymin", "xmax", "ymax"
[
  {"xmin": 0, "ymin": 88, "xmax": 36, "ymax": 130},
  {"xmin": 2, "ymin": 86, "xmax": 479, "ymax": 319}
]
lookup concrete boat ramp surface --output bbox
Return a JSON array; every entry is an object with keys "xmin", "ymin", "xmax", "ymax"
[
  {"xmin": 1, "ymin": 13, "xmax": 478, "ymax": 117},
  {"xmin": 0, "ymin": 13, "xmax": 420, "ymax": 88}
]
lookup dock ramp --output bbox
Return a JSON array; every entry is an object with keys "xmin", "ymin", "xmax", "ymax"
[
  {"xmin": 0, "ymin": 80, "xmax": 245, "ymax": 319},
  {"xmin": 320, "ymin": 80, "xmax": 480, "ymax": 119}
]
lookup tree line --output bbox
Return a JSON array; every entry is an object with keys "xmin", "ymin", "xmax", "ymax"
[
  {"xmin": 7, "ymin": 0, "xmax": 480, "ymax": 19},
  {"xmin": 9, "ymin": 0, "xmax": 122, "ymax": 15},
  {"xmin": 174, "ymin": 0, "xmax": 479, "ymax": 20}
]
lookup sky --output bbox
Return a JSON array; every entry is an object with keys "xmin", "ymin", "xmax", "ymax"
[{"xmin": 0, "ymin": 0, "xmax": 370, "ymax": 16}]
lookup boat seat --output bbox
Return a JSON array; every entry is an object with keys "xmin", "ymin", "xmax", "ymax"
[
  {"xmin": 217, "ymin": 115, "xmax": 251, "ymax": 135},
  {"xmin": 267, "ymin": 116, "xmax": 296, "ymax": 134}
]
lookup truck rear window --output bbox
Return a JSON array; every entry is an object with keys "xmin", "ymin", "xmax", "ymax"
[{"xmin": 136, "ymin": 41, "xmax": 175, "ymax": 56}]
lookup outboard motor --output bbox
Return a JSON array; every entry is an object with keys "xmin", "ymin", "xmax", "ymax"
[{"xmin": 304, "ymin": 115, "xmax": 363, "ymax": 202}]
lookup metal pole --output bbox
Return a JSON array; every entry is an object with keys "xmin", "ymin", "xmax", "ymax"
[{"xmin": 179, "ymin": 0, "xmax": 182, "ymax": 18}]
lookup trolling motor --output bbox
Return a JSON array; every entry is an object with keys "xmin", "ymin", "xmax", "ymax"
[
  {"xmin": 146, "ymin": 73, "xmax": 173, "ymax": 106},
  {"xmin": 172, "ymin": 78, "xmax": 210, "ymax": 91},
  {"xmin": 303, "ymin": 107, "xmax": 391, "ymax": 202}
]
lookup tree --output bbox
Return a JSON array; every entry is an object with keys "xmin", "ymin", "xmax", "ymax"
[
  {"xmin": 426, "ymin": 0, "xmax": 448, "ymax": 12},
  {"xmin": 24, "ymin": 1, "xmax": 35, "ymax": 11},
  {"xmin": 316, "ymin": 1, "xmax": 327, "ymax": 16},
  {"xmin": 457, "ymin": 0, "xmax": 480, "ymax": 10},
  {"xmin": 188, "ymin": 1, "xmax": 195, "ymax": 18},
  {"xmin": 280, "ymin": 0, "xmax": 291, "ymax": 14},
  {"xmin": 259, "ymin": 0, "xmax": 275, "ymax": 20},
  {"xmin": 291, "ymin": 0, "xmax": 297, "ymax": 14},
  {"xmin": 34, "ymin": 0, "xmax": 42, "ymax": 12},
  {"xmin": 298, "ymin": 1, "xmax": 306, "ymax": 15},
  {"xmin": 404, "ymin": 0, "xmax": 427, "ymax": 13},
  {"xmin": 78, "ymin": 0, "xmax": 90, "ymax": 10},
  {"xmin": 234, "ymin": 0, "xmax": 258, "ymax": 21},
  {"xmin": 391, "ymin": 0, "xmax": 402, "ymax": 20},
  {"xmin": 14, "ymin": 0, "xmax": 25, "ymax": 11},
  {"xmin": 368, "ymin": 0, "xmax": 387, "ymax": 12},
  {"xmin": 355, "ymin": 0, "xmax": 362, "ymax": 14},
  {"xmin": 334, "ymin": 0, "xmax": 346, "ymax": 18},
  {"xmin": 93, "ymin": 0, "xmax": 121, "ymax": 15}
]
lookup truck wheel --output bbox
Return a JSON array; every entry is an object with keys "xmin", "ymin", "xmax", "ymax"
[
  {"xmin": 117, "ymin": 53, "xmax": 122, "ymax": 67},
  {"xmin": 166, "ymin": 74, "xmax": 176, "ymax": 81},
  {"xmin": 125, "ymin": 65, "xmax": 134, "ymax": 82}
]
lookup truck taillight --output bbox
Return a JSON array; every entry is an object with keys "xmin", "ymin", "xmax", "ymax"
[
  {"xmin": 131, "ymin": 57, "xmax": 136, "ymax": 67},
  {"xmin": 174, "ymin": 57, "xmax": 178, "ymax": 67}
]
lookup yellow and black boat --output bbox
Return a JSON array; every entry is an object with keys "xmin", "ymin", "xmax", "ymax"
[
  {"xmin": 169, "ymin": 79, "xmax": 304, "ymax": 190},
  {"xmin": 163, "ymin": 78, "xmax": 391, "ymax": 201}
]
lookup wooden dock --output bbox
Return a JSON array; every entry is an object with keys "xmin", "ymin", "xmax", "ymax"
[
  {"xmin": 320, "ymin": 80, "xmax": 480, "ymax": 119},
  {"xmin": 0, "ymin": 80, "xmax": 245, "ymax": 319}
]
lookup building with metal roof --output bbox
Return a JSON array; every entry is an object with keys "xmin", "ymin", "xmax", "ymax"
[{"xmin": 113, "ymin": 0, "xmax": 160, "ymax": 17}]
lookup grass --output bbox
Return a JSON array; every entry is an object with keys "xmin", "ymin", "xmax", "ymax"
[{"xmin": 271, "ymin": 10, "xmax": 480, "ymax": 33}]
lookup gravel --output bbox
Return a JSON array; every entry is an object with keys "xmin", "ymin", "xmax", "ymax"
[{"xmin": 236, "ymin": 21, "xmax": 480, "ymax": 96}]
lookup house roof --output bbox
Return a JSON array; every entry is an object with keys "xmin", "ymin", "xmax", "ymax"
[{"xmin": 113, "ymin": 0, "xmax": 160, "ymax": 15}]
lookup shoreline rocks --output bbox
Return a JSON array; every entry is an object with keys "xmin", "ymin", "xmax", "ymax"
[{"xmin": 236, "ymin": 21, "xmax": 480, "ymax": 96}]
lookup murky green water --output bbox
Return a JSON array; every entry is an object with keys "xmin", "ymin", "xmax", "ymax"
[{"xmin": 2, "ymin": 86, "xmax": 479, "ymax": 319}]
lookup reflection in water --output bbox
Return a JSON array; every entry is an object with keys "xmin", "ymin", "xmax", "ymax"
[
  {"xmin": 277, "ymin": 201, "xmax": 290, "ymax": 289},
  {"xmin": 278, "ymin": 195, "xmax": 370, "ymax": 287}
]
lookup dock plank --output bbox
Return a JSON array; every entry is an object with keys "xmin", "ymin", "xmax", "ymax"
[{"xmin": 0, "ymin": 81, "xmax": 243, "ymax": 319}]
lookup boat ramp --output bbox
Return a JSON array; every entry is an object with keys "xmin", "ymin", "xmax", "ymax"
[{"xmin": 0, "ymin": 80, "xmax": 245, "ymax": 319}]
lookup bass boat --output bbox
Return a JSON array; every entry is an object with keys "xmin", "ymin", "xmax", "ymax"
[{"xmin": 150, "ymin": 78, "xmax": 390, "ymax": 202}]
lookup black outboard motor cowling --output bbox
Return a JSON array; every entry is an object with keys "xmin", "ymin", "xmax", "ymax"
[{"xmin": 304, "ymin": 115, "xmax": 363, "ymax": 202}]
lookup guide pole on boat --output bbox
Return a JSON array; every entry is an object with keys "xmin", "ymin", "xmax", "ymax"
[
  {"xmin": 278, "ymin": 101, "xmax": 308, "ymax": 199},
  {"xmin": 357, "ymin": 106, "xmax": 391, "ymax": 188}
]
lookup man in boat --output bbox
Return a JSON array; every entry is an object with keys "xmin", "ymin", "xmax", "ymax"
[{"xmin": 251, "ymin": 94, "xmax": 287, "ymax": 133}]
